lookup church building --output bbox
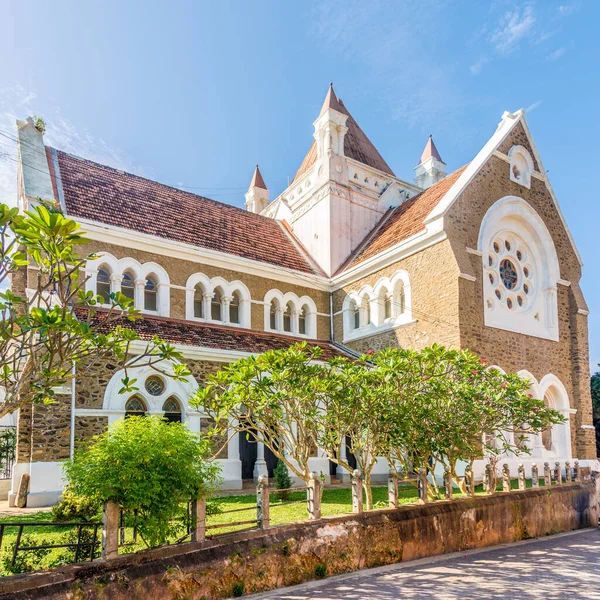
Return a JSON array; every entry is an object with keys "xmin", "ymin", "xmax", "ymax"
[{"xmin": 9, "ymin": 85, "xmax": 596, "ymax": 506}]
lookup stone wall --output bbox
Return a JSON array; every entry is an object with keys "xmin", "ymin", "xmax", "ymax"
[
  {"xmin": 444, "ymin": 124, "xmax": 594, "ymax": 458},
  {"xmin": 1, "ymin": 480, "xmax": 598, "ymax": 599},
  {"xmin": 333, "ymin": 239, "xmax": 461, "ymax": 352}
]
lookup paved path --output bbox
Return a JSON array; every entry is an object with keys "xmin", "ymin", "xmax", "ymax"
[{"xmin": 251, "ymin": 528, "xmax": 600, "ymax": 599}]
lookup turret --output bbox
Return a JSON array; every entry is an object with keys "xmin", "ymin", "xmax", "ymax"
[
  {"xmin": 414, "ymin": 135, "xmax": 447, "ymax": 189},
  {"xmin": 312, "ymin": 83, "xmax": 349, "ymax": 185},
  {"xmin": 244, "ymin": 165, "xmax": 269, "ymax": 213}
]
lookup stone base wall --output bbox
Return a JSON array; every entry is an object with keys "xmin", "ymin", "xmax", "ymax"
[{"xmin": 2, "ymin": 480, "xmax": 599, "ymax": 599}]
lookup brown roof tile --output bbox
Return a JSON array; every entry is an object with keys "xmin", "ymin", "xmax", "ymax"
[
  {"xmin": 342, "ymin": 165, "xmax": 468, "ymax": 270},
  {"xmin": 52, "ymin": 150, "xmax": 319, "ymax": 275},
  {"xmin": 89, "ymin": 311, "xmax": 349, "ymax": 359}
]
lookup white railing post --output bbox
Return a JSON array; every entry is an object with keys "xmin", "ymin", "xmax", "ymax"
[
  {"xmin": 257, "ymin": 475, "xmax": 270, "ymax": 529},
  {"xmin": 518, "ymin": 464, "xmax": 526, "ymax": 490},
  {"xmin": 502, "ymin": 464, "xmax": 511, "ymax": 492},
  {"xmin": 544, "ymin": 462, "xmax": 552, "ymax": 487},
  {"xmin": 102, "ymin": 501, "xmax": 119, "ymax": 560},
  {"xmin": 418, "ymin": 467, "xmax": 428, "ymax": 503},
  {"xmin": 191, "ymin": 495, "xmax": 206, "ymax": 542},
  {"xmin": 444, "ymin": 468, "xmax": 453, "ymax": 500},
  {"xmin": 574, "ymin": 460, "xmax": 580, "ymax": 482},
  {"xmin": 565, "ymin": 461, "xmax": 572, "ymax": 483},
  {"xmin": 465, "ymin": 467, "xmax": 474, "ymax": 497},
  {"xmin": 554, "ymin": 462, "xmax": 562, "ymax": 485},
  {"xmin": 307, "ymin": 472, "xmax": 321, "ymax": 520},
  {"xmin": 388, "ymin": 470, "xmax": 399, "ymax": 508},
  {"xmin": 351, "ymin": 470, "xmax": 363, "ymax": 514},
  {"xmin": 531, "ymin": 463, "xmax": 539, "ymax": 488}
]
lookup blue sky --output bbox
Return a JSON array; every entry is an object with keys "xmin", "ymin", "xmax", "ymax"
[{"xmin": 0, "ymin": 0, "xmax": 598, "ymax": 368}]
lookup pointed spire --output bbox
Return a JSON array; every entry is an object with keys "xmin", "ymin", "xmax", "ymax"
[
  {"xmin": 419, "ymin": 135, "xmax": 444, "ymax": 164},
  {"xmin": 319, "ymin": 83, "xmax": 346, "ymax": 116},
  {"xmin": 415, "ymin": 135, "xmax": 447, "ymax": 189},
  {"xmin": 248, "ymin": 164, "xmax": 267, "ymax": 191}
]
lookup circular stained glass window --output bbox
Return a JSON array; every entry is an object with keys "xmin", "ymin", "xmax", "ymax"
[
  {"xmin": 523, "ymin": 283, "xmax": 529, "ymax": 295},
  {"xmin": 499, "ymin": 259, "xmax": 518, "ymax": 290},
  {"xmin": 145, "ymin": 376, "xmax": 165, "ymax": 396},
  {"xmin": 507, "ymin": 298, "xmax": 513, "ymax": 309}
]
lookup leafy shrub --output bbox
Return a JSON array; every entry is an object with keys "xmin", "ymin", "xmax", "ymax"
[
  {"xmin": 63, "ymin": 417, "xmax": 222, "ymax": 548},
  {"xmin": 273, "ymin": 460, "xmax": 292, "ymax": 500},
  {"xmin": 51, "ymin": 489, "xmax": 101, "ymax": 522}
]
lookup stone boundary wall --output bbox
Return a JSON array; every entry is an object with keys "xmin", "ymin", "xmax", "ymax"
[{"xmin": 1, "ymin": 481, "xmax": 599, "ymax": 599}]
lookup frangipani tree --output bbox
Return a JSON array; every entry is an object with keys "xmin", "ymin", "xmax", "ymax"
[
  {"xmin": 0, "ymin": 202, "xmax": 189, "ymax": 417},
  {"xmin": 371, "ymin": 345, "xmax": 564, "ymax": 496},
  {"xmin": 191, "ymin": 343, "xmax": 332, "ymax": 482}
]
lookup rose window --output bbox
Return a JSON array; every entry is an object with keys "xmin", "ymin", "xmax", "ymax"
[{"xmin": 485, "ymin": 235, "xmax": 533, "ymax": 313}]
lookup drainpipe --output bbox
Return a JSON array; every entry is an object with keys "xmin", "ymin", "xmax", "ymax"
[
  {"xmin": 329, "ymin": 292, "xmax": 334, "ymax": 342},
  {"xmin": 70, "ymin": 362, "xmax": 76, "ymax": 459}
]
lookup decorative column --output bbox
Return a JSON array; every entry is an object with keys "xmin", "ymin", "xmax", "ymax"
[
  {"xmin": 275, "ymin": 306, "xmax": 284, "ymax": 331},
  {"xmin": 203, "ymin": 292, "xmax": 212, "ymax": 321},
  {"xmin": 134, "ymin": 279, "xmax": 145, "ymax": 309},
  {"xmin": 221, "ymin": 296, "xmax": 232, "ymax": 324},
  {"xmin": 565, "ymin": 461, "xmax": 572, "ymax": 483},
  {"xmin": 109, "ymin": 273, "xmax": 121, "ymax": 296},
  {"xmin": 388, "ymin": 471, "xmax": 399, "ymax": 508},
  {"xmin": 290, "ymin": 309, "xmax": 299, "ymax": 335},
  {"xmin": 253, "ymin": 441, "xmax": 268, "ymax": 481}
]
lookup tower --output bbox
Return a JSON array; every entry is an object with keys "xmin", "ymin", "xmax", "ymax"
[{"xmin": 414, "ymin": 135, "xmax": 447, "ymax": 189}]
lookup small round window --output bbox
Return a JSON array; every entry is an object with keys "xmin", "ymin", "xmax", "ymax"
[
  {"xmin": 499, "ymin": 259, "xmax": 518, "ymax": 290},
  {"xmin": 145, "ymin": 376, "xmax": 165, "ymax": 396}
]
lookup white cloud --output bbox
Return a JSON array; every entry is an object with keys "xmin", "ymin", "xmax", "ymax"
[
  {"xmin": 558, "ymin": 3, "xmax": 579, "ymax": 16},
  {"xmin": 548, "ymin": 47, "xmax": 566, "ymax": 60},
  {"xmin": 470, "ymin": 56, "xmax": 488, "ymax": 76},
  {"xmin": 490, "ymin": 5, "xmax": 536, "ymax": 53},
  {"xmin": 0, "ymin": 82, "xmax": 144, "ymax": 209},
  {"xmin": 525, "ymin": 100, "xmax": 543, "ymax": 113}
]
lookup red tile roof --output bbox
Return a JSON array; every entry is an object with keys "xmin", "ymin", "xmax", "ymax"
[
  {"xmin": 341, "ymin": 165, "xmax": 468, "ymax": 270},
  {"xmin": 88, "ymin": 311, "xmax": 349, "ymax": 359},
  {"xmin": 50, "ymin": 150, "xmax": 320, "ymax": 275},
  {"xmin": 292, "ymin": 94, "xmax": 394, "ymax": 184}
]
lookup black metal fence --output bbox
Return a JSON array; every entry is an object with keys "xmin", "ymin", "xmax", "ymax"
[
  {"xmin": 0, "ymin": 425, "xmax": 16, "ymax": 480},
  {"xmin": 0, "ymin": 521, "xmax": 101, "ymax": 569}
]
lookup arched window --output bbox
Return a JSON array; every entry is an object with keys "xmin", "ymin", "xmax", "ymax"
[
  {"xmin": 361, "ymin": 297, "xmax": 371, "ymax": 327},
  {"xmin": 269, "ymin": 299, "xmax": 279, "ymax": 330},
  {"xmin": 194, "ymin": 284, "xmax": 204, "ymax": 319},
  {"xmin": 299, "ymin": 305, "xmax": 307, "ymax": 335},
  {"xmin": 121, "ymin": 271, "xmax": 135, "ymax": 300},
  {"xmin": 283, "ymin": 301, "xmax": 293, "ymax": 333},
  {"xmin": 162, "ymin": 396, "xmax": 182, "ymax": 423},
  {"xmin": 230, "ymin": 291, "xmax": 241, "ymax": 325},
  {"xmin": 97, "ymin": 267, "xmax": 111, "ymax": 304},
  {"xmin": 396, "ymin": 281, "xmax": 406, "ymax": 315},
  {"xmin": 211, "ymin": 288, "xmax": 223, "ymax": 321},
  {"xmin": 125, "ymin": 395, "xmax": 147, "ymax": 418},
  {"xmin": 144, "ymin": 276, "xmax": 158, "ymax": 311},
  {"xmin": 350, "ymin": 300, "xmax": 360, "ymax": 330}
]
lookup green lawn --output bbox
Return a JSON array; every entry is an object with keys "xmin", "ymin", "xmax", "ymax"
[{"xmin": 0, "ymin": 478, "xmax": 544, "ymax": 577}]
